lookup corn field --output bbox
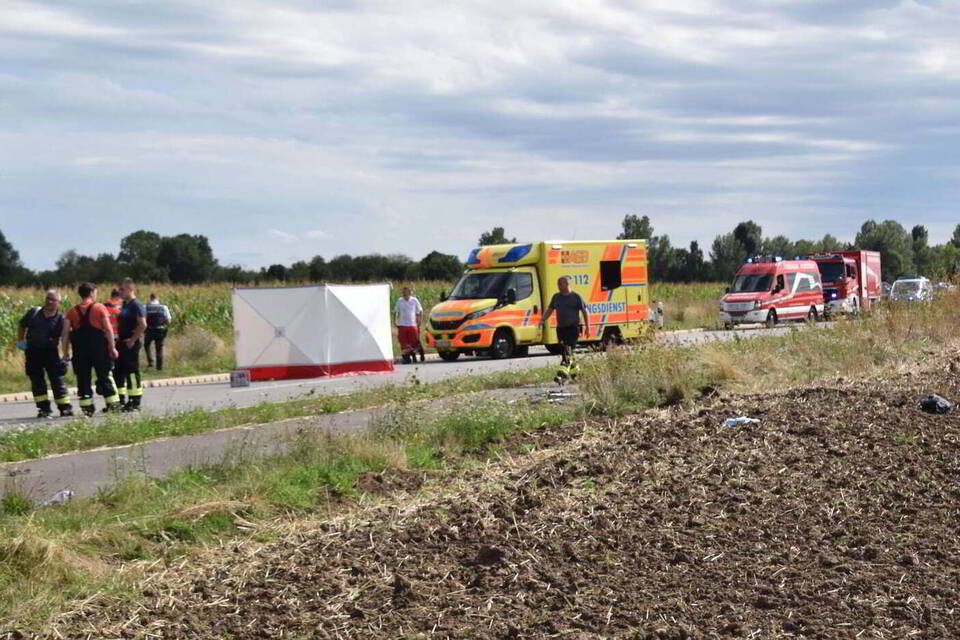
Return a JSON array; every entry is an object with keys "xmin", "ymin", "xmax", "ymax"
[{"xmin": 0, "ymin": 281, "xmax": 457, "ymax": 352}]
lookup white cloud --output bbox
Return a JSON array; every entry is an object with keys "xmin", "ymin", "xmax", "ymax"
[{"xmin": 267, "ymin": 229, "xmax": 298, "ymax": 244}]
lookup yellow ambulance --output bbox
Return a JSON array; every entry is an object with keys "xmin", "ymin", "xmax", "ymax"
[{"xmin": 425, "ymin": 240, "xmax": 649, "ymax": 360}]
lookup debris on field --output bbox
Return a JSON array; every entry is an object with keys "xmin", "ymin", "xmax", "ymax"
[
  {"xmin": 40, "ymin": 489, "xmax": 74, "ymax": 506},
  {"xmin": 722, "ymin": 416, "xmax": 761, "ymax": 427},
  {"xmin": 920, "ymin": 393, "xmax": 952, "ymax": 414},
  {"xmin": 530, "ymin": 388, "xmax": 579, "ymax": 404}
]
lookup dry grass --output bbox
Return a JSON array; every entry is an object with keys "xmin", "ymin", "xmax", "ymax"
[
  {"xmin": 580, "ymin": 294, "xmax": 960, "ymax": 412},
  {"xmin": 166, "ymin": 326, "xmax": 225, "ymax": 362}
]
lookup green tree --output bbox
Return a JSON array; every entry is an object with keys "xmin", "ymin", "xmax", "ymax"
[
  {"xmin": 649, "ymin": 234, "xmax": 675, "ymax": 282},
  {"xmin": 264, "ymin": 264, "xmax": 288, "ymax": 281},
  {"xmin": 928, "ymin": 244, "xmax": 960, "ymax": 279},
  {"xmin": 383, "ymin": 254, "xmax": 414, "ymax": 280},
  {"xmin": 118, "ymin": 230, "xmax": 162, "ymax": 264},
  {"xmin": 157, "ymin": 234, "xmax": 218, "ymax": 284},
  {"xmin": 733, "ymin": 221, "xmax": 763, "ymax": 257},
  {"xmin": 817, "ymin": 234, "xmax": 845, "ymax": 253},
  {"xmin": 617, "ymin": 215, "xmax": 654, "ymax": 240},
  {"xmin": 762, "ymin": 235, "xmax": 794, "ymax": 259},
  {"xmin": 709, "ymin": 232, "xmax": 746, "ymax": 282},
  {"xmin": 418, "ymin": 251, "xmax": 463, "ymax": 281},
  {"xmin": 217, "ymin": 264, "xmax": 254, "ymax": 283},
  {"xmin": 911, "ymin": 225, "xmax": 933, "ymax": 275},
  {"xmin": 0, "ymin": 229, "xmax": 24, "ymax": 285},
  {"xmin": 327, "ymin": 254, "xmax": 355, "ymax": 281},
  {"xmin": 951, "ymin": 224, "xmax": 960, "ymax": 249},
  {"xmin": 308, "ymin": 256, "xmax": 328, "ymax": 281},
  {"xmin": 118, "ymin": 230, "xmax": 168, "ymax": 282},
  {"xmin": 477, "ymin": 227, "xmax": 516, "ymax": 246},
  {"xmin": 854, "ymin": 220, "xmax": 914, "ymax": 281},
  {"xmin": 287, "ymin": 260, "xmax": 310, "ymax": 282}
]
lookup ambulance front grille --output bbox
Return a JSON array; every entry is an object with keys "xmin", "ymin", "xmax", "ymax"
[{"xmin": 431, "ymin": 319, "xmax": 462, "ymax": 331}]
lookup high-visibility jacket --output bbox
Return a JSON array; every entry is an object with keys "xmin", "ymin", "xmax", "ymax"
[{"xmin": 103, "ymin": 299, "xmax": 122, "ymax": 338}]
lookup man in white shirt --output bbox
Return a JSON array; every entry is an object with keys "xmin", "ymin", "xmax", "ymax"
[{"xmin": 394, "ymin": 287, "xmax": 424, "ymax": 364}]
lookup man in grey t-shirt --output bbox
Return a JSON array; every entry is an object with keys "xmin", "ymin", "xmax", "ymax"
[{"xmin": 541, "ymin": 276, "xmax": 589, "ymax": 368}]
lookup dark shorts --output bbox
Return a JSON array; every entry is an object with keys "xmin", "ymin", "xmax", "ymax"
[{"xmin": 556, "ymin": 325, "xmax": 579, "ymax": 348}]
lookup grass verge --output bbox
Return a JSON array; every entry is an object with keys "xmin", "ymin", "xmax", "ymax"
[
  {"xmin": 0, "ymin": 366, "xmax": 555, "ymax": 463},
  {"xmin": 0, "ymin": 399, "xmax": 576, "ymax": 631}
]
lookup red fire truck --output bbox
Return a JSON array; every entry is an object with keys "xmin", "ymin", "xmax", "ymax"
[
  {"xmin": 719, "ymin": 257, "xmax": 825, "ymax": 328},
  {"xmin": 807, "ymin": 251, "xmax": 882, "ymax": 316}
]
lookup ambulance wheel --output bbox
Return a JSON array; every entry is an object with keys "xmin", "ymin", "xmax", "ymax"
[
  {"xmin": 765, "ymin": 310, "xmax": 777, "ymax": 328},
  {"xmin": 806, "ymin": 307, "xmax": 818, "ymax": 323},
  {"xmin": 489, "ymin": 329, "xmax": 515, "ymax": 359},
  {"xmin": 545, "ymin": 343, "xmax": 564, "ymax": 355},
  {"xmin": 438, "ymin": 350, "xmax": 460, "ymax": 362},
  {"xmin": 515, "ymin": 345, "xmax": 529, "ymax": 357}
]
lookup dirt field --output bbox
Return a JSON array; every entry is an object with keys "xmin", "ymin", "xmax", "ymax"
[{"xmin": 49, "ymin": 360, "xmax": 960, "ymax": 639}]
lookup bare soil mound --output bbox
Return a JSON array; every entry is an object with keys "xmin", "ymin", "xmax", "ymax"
[{"xmin": 55, "ymin": 368, "xmax": 960, "ymax": 639}]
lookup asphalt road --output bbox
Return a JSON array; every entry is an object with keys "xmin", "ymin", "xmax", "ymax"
[{"xmin": 0, "ymin": 324, "xmax": 799, "ymax": 429}]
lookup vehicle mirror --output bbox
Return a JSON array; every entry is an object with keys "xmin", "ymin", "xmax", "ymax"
[
  {"xmin": 725, "ymin": 286, "xmax": 731, "ymax": 294},
  {"xmin": 506, "ymin": 288, "xmax": 517, "ymax": 305},
  {"xmin": 440, "ymin": 290, "xmax": 447, "ymax": 302}
]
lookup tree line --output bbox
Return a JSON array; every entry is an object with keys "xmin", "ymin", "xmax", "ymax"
[
  {"xmin": 621, "ymin": 216, "xmax": 960, "ymax": 283},
  {"xmin": 0, "ymin": 229, "xmax": 465, "ymax": 287},
  {"xmin": 1, "ymin": 219, "xmax": 959, "ymax": 287}
]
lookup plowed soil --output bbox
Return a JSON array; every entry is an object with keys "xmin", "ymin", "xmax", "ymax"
[{"xmin": 53, "ymin": 364, "xmax": 960, "ymax": 639}]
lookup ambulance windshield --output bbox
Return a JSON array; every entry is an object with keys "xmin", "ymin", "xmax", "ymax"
[
  {"xmin": 449, "ymin": 272, "xmax": 511, "ymax": 300},
  {"xmin": 730, "ymin": 273, "xmax": 773, "ymax": 293},
  {"xmin": 818, "ymin": 262, "xmax": 845, "ymax": 283}
]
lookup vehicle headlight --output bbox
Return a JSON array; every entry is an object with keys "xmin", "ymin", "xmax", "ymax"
[{"xmin": 464, "ymin": 306, "xmax": 495, "ymax": 321}]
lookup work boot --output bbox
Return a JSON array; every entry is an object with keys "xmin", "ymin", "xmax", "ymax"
[
  {"xmin": 419, "ymin": 350, "xmax": 426, "ymax": 362},
  {"xmin": 103, "ymin": 402, "xmax": 123, "ymax": 414},
  {"xmin": 122, "ymin": 399, "xmax": 141, "ymax": 413},
  {"xmin": 401, "ymin": 354, "xmax": 412, "ymax": 364},
  {"xmin": 59, "ymin": 407, "xmax": 74, "ymax": 418},
  {"xmin": 82, "ymin": 406, "xmax": 96, "ymax": 417},
  {"xmin": 36, "ymin": 408, "xmax": 53, "ymax": 419}
]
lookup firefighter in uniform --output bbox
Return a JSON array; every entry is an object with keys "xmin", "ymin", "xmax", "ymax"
[
  {"xmin": 117, "ymin": 278, "xmax": 147, "ymax": 411},
  {"xmin": 66, "ymin": 282, "xmax": 121, "ymax": 416},
  {"xmin": 144, "ymin": 293, "xmax": 172, "ymax": 371},
  {"xmin": 103, "ymin": 289, "xmax": 124, "ymax": 404},
  {"xmin": 17, "ymin": 290, "xmax": 73, "ymax": 418}
]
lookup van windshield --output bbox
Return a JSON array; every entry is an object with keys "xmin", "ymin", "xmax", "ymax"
[
  {"xmin": 449, "ymin": 272, "xmax": 510, "ymax": 300},
  {"xmin": 891, "ymin": 280, "xmax": 922, "ymax": 295},
  {"xmin": 818, "ymin": 262, "xmax": 845, "ymax": 283},
  {"xmin": 730, "ymin": 273, "xmax": 773, "ymax": 293}
]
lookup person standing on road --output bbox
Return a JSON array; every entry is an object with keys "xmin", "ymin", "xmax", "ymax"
[
  {"xmin": 394, "ymin": 286, "xmax": 425, "ymax": 364},
  {"xmin": 541, "ymin": 276, "xmax": 590, "ymax": 378},
  {"xmin": 66, "ymin": 283, "xmax": 121, "ymax": 416},
  {"xmin": 116, "ymin": 278, "xmax": 147, "ymax": 411},
  {"xmin": 144, "ymin": 293, "xmax": 172, "ymax": 371},
  {"xmin": 103, "ymin": 289, "xmax": 123, "ymax": 341},
  {"xmin": 17, "ymin": 290, "xmax": 73, "ymax": 418}
]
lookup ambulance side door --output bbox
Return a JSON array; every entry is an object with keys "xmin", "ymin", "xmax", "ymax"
[
  {"xmin": 599, "ymin": 259, "xmax": 627, "ymax": 341},
  {"xmin": 511, "ymin": 268, "xmax": 542, "ymax": 344}
]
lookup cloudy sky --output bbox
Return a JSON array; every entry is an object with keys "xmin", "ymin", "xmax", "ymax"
[{"xmin": 1, "ymin": 0, "xmax": 958, "ymax": 271}]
